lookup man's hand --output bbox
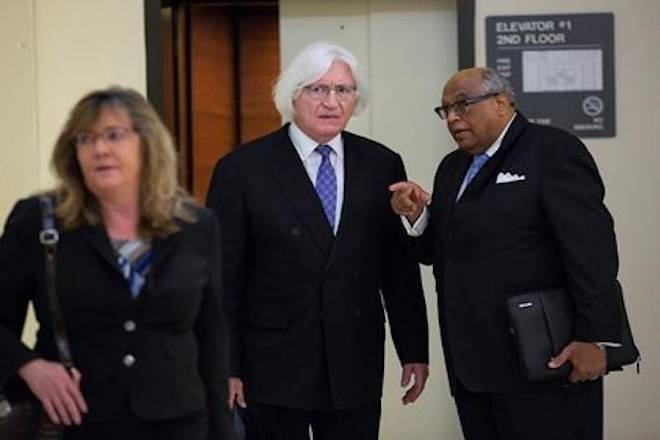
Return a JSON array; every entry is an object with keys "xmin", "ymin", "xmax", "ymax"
[
  {"xmin": 18, "ymin": 359, "xmax": 88, "ymax": 426},
  {"xmin": 548, "ymin": 341, "xmax": 607, "ymax": 383},
  {"xmin": 228, "ymin": 377, "xmax": 247, "ymax": 410},
  {"xmin": 401, "ymin": 363, "xmax": 429, "ymax": 405},
  {"xmin": 389, "ymin": 181, "xmax": 430, "ymax": 224}
]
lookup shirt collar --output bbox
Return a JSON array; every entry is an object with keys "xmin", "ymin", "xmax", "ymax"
[
  {"xmin": 289, "ymin": 122, "xmax": 344, "ymax": 161},
  {"xmin": 483, "ymin": 112, "xmax": 517, "ymax": 158}
]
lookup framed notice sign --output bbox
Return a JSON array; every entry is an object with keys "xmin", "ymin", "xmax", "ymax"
[{"xmin": 486, "ymin": 13, "xmax": 615, "ymax": 138}]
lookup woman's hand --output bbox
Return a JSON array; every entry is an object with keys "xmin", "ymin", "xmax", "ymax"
[
  {"xmin": 228, "ymin": 377, "xmax": 247, "ymax": 410},
  {"xmin": 18, "ymin": 358, "xmax": 88, "ymax": 426}
]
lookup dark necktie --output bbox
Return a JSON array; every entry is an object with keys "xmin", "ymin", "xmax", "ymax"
[{"xmin": 314, "ymin": 145, "xmax": 337, "ymax": 230}]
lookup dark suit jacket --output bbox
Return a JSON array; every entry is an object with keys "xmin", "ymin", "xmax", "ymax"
[
  {"xmin": 416, "ymin": 114, "xmax": 621, "ymax": 393},
  {"xmin": 206, "ymin": 124, "xmax": 428, "ymax": 410},
  {"xmin": 0, "ymin": 197, "xmax": 232, "ymax": 438}
]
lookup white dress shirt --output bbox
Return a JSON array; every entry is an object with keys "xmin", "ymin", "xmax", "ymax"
[{"xmin": 289, "ymin": 122, "xmax": 344, "ymax": 234}]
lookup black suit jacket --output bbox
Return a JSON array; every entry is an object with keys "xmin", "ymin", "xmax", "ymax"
[
  {"xmin": 206, "ymin": 124, "xmax": 428, "ymax": 410},
  {"xmin": 0, "ymin": 197, "xmax": 233, "ymax": 438},
  {"xmin": 416, "ymin": 114, "xmax": 621, "ymax": 393}
]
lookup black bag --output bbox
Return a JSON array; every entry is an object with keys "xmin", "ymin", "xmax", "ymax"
[
  {"xmin": 235, "ymin": 406, "xmax": 269, "ymax": 440},
  {"xmin": 0, "ymin": 385, "xmax": 63, "ymax": 439},
  {"xmin": 0, "ymin": 196, "xmax": 74, "ymax": 439},
  {"xmin": 506, "ymin": 281, "xmax": 640, "ymax": 383}
]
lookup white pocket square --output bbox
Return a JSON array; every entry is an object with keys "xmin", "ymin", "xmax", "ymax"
[{"xmin": 496, "ymin": 172, "xmax": 526, "ymax": 184}]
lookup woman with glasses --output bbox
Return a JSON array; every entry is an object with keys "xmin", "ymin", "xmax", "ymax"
[{"xmin": 0, "ymin": 87, "xmax": 233, "ymax": 439}]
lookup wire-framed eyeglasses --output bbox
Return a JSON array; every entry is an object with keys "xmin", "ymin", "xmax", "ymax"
[
  {"xmin": 302, "ymin": 84, "xmax": 358, "ymax": 102},
  {"xmin": 74, "ymin": 126, "xmax": 135, "ymax": 148}
]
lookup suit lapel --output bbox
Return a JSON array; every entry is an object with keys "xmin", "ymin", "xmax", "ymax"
[
  {"xmin": 79, "ymin": 225, "xmax": 120, "ymax": 271},
  {"xmin": 446, "ymin": 153, "xmax": 472, "ymax": 205},
  {"xmin": 267, "ymin": 126, "xmax": 334, "ymax": 254},
  {"xmin": 336, "ymin": 134, "xmax": 368, "ymax": 238},
  {"xmin": 460, "ymin": 114, "xmax": 528, "ymax": 201},
  {"xmin": 149, "ymin": 234, "xmax": 176, "ymax": 272},
  {"xmin": 78, "ymin": 224, "xmax": 136, "ymax": 301},
  {"xmin": 79, "ymin": 222, "xmax": 180, "ymax": 301},
  {"xmin": 433, "ymin": 152, "xmax": 471, "ymax": 242},
  {"xmin": 142, "ymin": 233, "xmax": 176, "ymax": 298},
  {"xmin": 326, "ymin": 134, "xmax": 369, "ymax": 268}
]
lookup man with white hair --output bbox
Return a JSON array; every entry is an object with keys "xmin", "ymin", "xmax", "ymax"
[{"xmin": 206, "ymin": 42, "xmax": 429, "ymax": 439}]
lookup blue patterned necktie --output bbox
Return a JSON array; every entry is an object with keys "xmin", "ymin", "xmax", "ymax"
[
  {"xmin": 456, "ymin": 153, "xmax": 489, "ymax": 200},
  {"xmin": 314, "ymin": 145, "xmax": 337, "ymax": 230}
]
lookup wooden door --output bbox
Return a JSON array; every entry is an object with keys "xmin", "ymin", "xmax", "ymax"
[{"xmin": 150, "ymin": 1, "xmax": 281, "ymax": 200}]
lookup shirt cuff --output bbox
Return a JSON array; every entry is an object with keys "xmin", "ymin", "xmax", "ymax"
[{"xmin": 400, "ymin": 207, "xmax": 429, "ymax": 237}]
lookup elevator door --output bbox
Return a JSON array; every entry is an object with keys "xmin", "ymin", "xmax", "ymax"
[{"xmin": 156, "ymin": 1, "xmax": 280, "ymax": 200}]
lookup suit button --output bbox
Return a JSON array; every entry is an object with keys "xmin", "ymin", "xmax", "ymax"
[
  {"xmin": 123, "ymin": 320, "xmax": 136, "ymax": 332},
  {"xmin": 354, "ymin": 308, "xmax": 361, "ymax": 318},
  {"xmin": 123, "ymin": 354, "xmax": 136, "ymax": 367},
  {"xmin": 0, "ymin": 400, "xmax": 10, "ymax": 418},
  {"xmin": 291, "ymin": 227, "xmax": 300, "ymax": 236}
]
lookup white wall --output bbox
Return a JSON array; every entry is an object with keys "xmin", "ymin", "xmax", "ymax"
[
  {"xmin": 0, "ymin": 1, "xmax": 40, "ymax": 223},
  {"xmin": 475, "ymin": 2, "xmax": 660, "ymax": 438},
  {"xmin": 0, "ymin": 0, "xmax": 146, "ymax": 346},
  {"xmin": 0, "ymin": 0, "xmax": 146, "ymax": 212},
  {"xmin": 281, "ymin": 1, "xmax": 461, "ymax": 438}
]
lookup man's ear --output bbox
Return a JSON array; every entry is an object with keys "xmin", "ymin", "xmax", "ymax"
[{"xmin": 495, "ymin": 94, "xmax": 511, "ymax": 115}]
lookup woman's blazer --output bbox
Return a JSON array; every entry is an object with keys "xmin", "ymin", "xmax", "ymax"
[{"xmin": 0, "ymin": 196, "xmax": 231, "ymax": 437}]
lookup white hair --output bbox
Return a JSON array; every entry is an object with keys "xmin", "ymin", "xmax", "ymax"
[{"xmin": 273, "ymin": 42, "xmax": 369, "ymax": 122}]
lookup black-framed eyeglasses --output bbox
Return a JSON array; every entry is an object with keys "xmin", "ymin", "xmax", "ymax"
[{"xmin": 433, "ymin": 92, "xmax": 500, "ymax": 120}]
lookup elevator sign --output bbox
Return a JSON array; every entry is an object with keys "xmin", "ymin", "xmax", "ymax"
[{"xmin": 486, "ymin": 13, "xmax": 615, "ymax": 138}]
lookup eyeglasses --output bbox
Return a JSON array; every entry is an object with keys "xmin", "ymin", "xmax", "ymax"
[
  {"xmin": 74, "ymin": 126, "xmax": 134, "ymax": 148},
  {"xmin": 434, "ymin": 92, "xmax": 500, "ymax": 120},
  {"xmin": 302, "ymin": 84, "xmax": 357, "ymax": 102}
]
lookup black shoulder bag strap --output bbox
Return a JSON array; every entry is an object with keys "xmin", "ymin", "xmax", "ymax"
[{"xmin": 38, "ymin": 196, "xmax": 74, "ymax": 371}]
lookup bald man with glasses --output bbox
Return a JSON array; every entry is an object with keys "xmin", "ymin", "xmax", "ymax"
[{"xmin": 390, "ymin": 67, "xmax": 622, "ymax": 440}]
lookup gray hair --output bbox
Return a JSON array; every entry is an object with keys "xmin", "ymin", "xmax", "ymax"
[
  {"xmin": 273, "ymin": 42, "xmax": 368, "ymax": 122},
  {"xmin": 480, "ymin": 67, "xmax": 516, "ymax": 104}
]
